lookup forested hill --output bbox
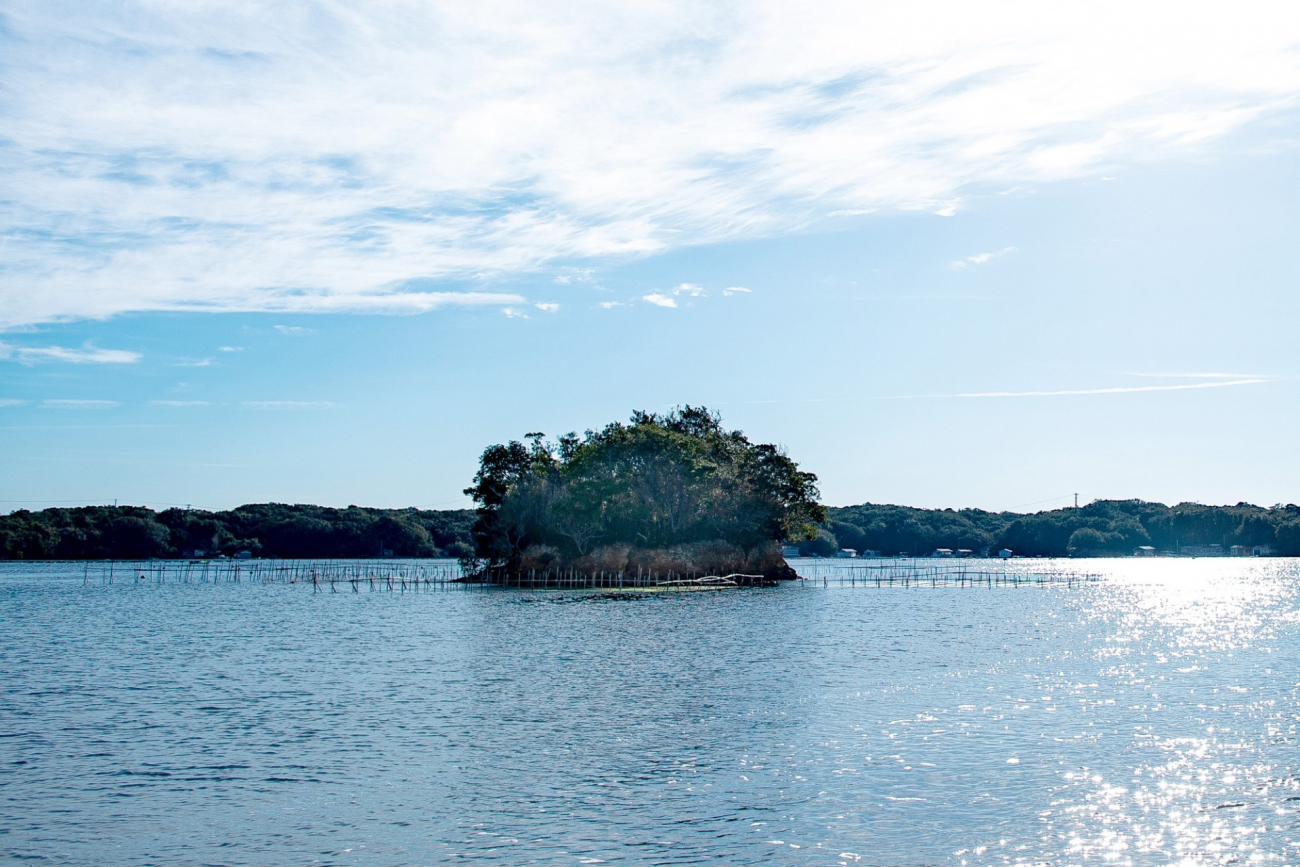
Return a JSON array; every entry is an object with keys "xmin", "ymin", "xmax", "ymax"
[
  {"xmin": 816, "ymin": 500, "xmax": 1300, "ymax": 557},
  {"xmin": 4, "ymin": 499, "xmax": 1300, "ymax": 560},
  {"xmin": 0, "ymin": 504, "xmax": 475, "ymax": 560}
]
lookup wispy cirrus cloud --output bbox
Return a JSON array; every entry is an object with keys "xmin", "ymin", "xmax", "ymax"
[
  {"xmin": 0, "ymin": 399, "xmax": 27, "ymax": 408},
  {"xmin": 1124, "ymin": 371, "xmax": 1265, "ymax": 379},
  {"xmin": 42, "ymin": 399, "xmax": 122, "ymax": 409},
  {"xmin": 3, "ymin": 4, "xmax": 1299, "ymax": 328},
  {"xmin": 0, "ymin": 342, "xmax": 141, "ymax": 364},
  {"xmin": 751, "ymin": 373, "xmax": 1274, "ymax": 405},
  {"xmin": 896, "ymin": 375, "xmax": 1272, "ymax": 399},
  {"xmin": 241, "ymin": 400, "xmax": 337, "ymax": 409},
  {"xmin": 151, "ymin": 400, "xmax": 212, "ymax": 407}
]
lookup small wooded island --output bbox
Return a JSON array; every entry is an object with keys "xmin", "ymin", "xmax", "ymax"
[{"xmin": 461, "ymin": 407, "xmax": 825, "ymax": 583}]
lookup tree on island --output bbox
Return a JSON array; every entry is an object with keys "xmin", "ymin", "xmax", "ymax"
[{"xmin": 462, "ymin": 407, "xmax": 826, "ymax": 581}]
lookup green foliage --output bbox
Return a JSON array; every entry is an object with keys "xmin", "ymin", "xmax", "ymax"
[
  {"xmin": 824, "ymin": 504, "xmax": 1002, "ymax": 556},
  {"xmin": 823, "ymin": 499, "xmax": 1296, "ymax": 557},
  {"xmin": 465, "ymin": 407, "xmax": 826, "ymax": 569},
  {"xmin": 798, "ymin": 527, "xmax": 840, "ymax": 557},
  {"xmin": 0, "ymin": 504, "xmax": 475, "ymax": 560}
]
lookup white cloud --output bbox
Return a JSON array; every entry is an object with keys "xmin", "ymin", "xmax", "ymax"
[
  {"xmin": 950, "ymin": 246, "xmax": 1018, "ymax": 270},
  {"xmin": 3, "ymin": 3, "xmax": 1300, "ymax": 326},
  {"xmin": 723, "ymin": 286, "xmax": 752, "ymax": 296},
  {"xmin": 175, "ymin": 358, "xmax": 213, "ymax": 367},
  {"xmin": 599, "ymin": 301, "xmax": 627, "ymax": 309},
  {"xmin": 241, "ymin": 400, "xmax": 336, "ymax": 409},
  {"xmin": 501, "ymin": 307, "xmax": 529, "ymax": 318},
  {"xmin": 0, "ymin": 342, "xmax": 142, "ymax": 364},
  {"xmin": 0, "ymin": 399, "xmax": 27, "ymax": 408},
  {"xmin": 218, "ymin": 346, "xmax": 243, "ymax": 352},
  {"xmin": 273, "ymin": 325, "xmax": 312, "ymax": 335},
  {"xmin": 151, "ymin": 400, "xmax": 212, "ymax": 406},
  {"xmin": 42, "ymin": 399, "xmax": 122, "ymax": 409},
  {"xmin": 643, "ymin": 283, "xmax": 709, "ymax": 308},
  {"xmin": 534, "ymin": 302, "xmax": 560, "ymax": 312}
]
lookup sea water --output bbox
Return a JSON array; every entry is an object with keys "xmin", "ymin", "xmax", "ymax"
[{"xmin": 1, "ymin": 559, "xmax": 1297, "ymax": 865}]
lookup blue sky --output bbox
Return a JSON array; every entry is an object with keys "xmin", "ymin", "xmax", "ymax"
[{"xmin": 2, "ymin": 2, "xmax": 1299, "ymax": 512}]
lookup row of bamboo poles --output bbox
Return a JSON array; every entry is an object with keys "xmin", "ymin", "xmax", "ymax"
[
  {"xmin": 87, "ymin": 559, "xmax": 463, "ymax": 590},
  {"xmin": 82, "ymin": 557, "xmax": 1097, "ymax": 591},
  {"xmin": 792, "ymin": 558, "xmax": 1099, "ymax": 588}
]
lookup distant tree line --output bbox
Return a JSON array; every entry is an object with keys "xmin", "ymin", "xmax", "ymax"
[
  {"xmin": 6, "ymin": 497, "xmax": 1300, "ymax": 561},
  {"xmin": 0, "ymin": 504, "xmax": 475, "ymax": 560},
  {"xmin": 812, "ymin": 500, "xmax": 1300, "ymax": 558}
]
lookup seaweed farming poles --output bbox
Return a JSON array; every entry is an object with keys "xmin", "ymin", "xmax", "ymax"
[
  {"xmin": 90, "ymin": 559, "xmax": 466, "ymax": 590},
  {"xmin": 790, "ymin": 558, "xmax": 1100, "ymax": 588},
  {"xmin": 81, "ymin": 557, "xmax": 1100, "ymax": 592}
]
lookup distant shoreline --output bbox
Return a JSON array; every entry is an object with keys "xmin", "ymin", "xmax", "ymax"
[{"xmin": 2, "ymin": 498, "xmax": 1297, "ymax": 560}]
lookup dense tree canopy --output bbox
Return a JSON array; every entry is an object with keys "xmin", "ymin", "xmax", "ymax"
[
  {"xmin": 4, "ymin": 479, "xmax": 1297, "ymax": 563},
  {"xmin": 820, "ymin": 499, "xmax": 1300, "ymax": 557},
  {"xmin": 0, "ymin": 504, "xmax": 474, "ymax": 560},
  {"xmin": 464, "ymin": 407, "xmax": 826, "ymax": 573}
]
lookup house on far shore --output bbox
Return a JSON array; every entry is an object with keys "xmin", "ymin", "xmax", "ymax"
[
  {"xmin": 1253, "ymin": 544, "xmax": 1276, "ymax": 556},
  {"xmin": 1230, "ymin": 545, "xmax": 1249, "ymax": 557},
  {"xmin": 780, "ymin": 545, "xmax": 801, "ymax": 559},
  {"xmin": 837, "ymin": 548, "xmax": 858, "ymax": 558},
  {"xmin": 1179, "ymin": 544, "xmax": 1223, "ymax": 557},
  {"xmin": 1134, "ymin": 546, "xmax": 1156, "ymax": 557},
  {"xmin": 932, "ymin": 548, "xmax": 955, "ymax": 558},
  {"xmin": 998, "ymin": 548, "xmax": 1013, "ymax": 559}
]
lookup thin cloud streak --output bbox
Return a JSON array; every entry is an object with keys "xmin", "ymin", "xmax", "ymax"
[
  {"xmin": 0, "ymin": 342, "xmax": 142, "ymax": 364},
  {"xmin": 241, "ymin": 401, "xmax": 337, "ymax": 409},
  {"xmin": 3, "ymin": 3, "xmax": 1299, "ymax": 326},
  {"xmin": 41, "ymin": 399, "xmax": 122, "ymax": 409},
  {"xmin": 740, "ymin": 376, "xmax": 1272, "ymax": 407},
  {"xmin": 1124, "ymin": 371, "xmax": 1266, "ymax": 379},
  {"xmin": 899, "ymin": 378, "xmax": 1270, "ymax": 399}
]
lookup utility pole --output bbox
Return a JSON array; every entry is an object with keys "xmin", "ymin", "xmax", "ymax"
[{"xmin": 1074, "ymin": 493, "xmax": 1078, "ymax": 508}]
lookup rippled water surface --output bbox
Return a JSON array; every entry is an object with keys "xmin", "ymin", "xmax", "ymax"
[{"xmin": 2, "ymin": 560, "xmax": 1298, "ymax": 866}]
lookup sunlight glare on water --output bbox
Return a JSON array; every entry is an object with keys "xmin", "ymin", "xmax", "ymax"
[{"xmin": 0, "ymin": 559, "xmax": 1297, "ymax": 866}]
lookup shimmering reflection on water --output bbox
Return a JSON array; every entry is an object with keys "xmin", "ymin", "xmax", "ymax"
[{"xmin": 1, "ymin": 560, "xmax": 1297, "ymax": 866}]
